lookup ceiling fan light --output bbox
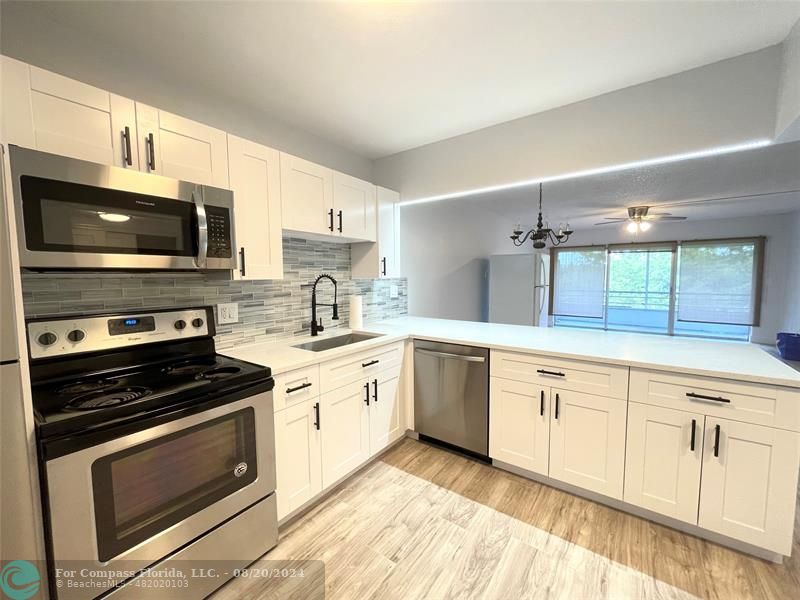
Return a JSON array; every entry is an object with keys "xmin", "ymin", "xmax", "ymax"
[
  {"xmin": 626, "ymin": 221, "xmax": 640, "ymax": 233},
  {"xmin": 639, "ymin": 221, "xmax": 652, "ymax": 232}
]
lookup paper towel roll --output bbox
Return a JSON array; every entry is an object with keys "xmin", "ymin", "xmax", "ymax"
[{"xmin": 349, "ymin": 295, "xmax": 363, "ymax": 330}]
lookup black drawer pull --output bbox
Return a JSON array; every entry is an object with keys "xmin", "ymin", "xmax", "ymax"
[
  {"xmin": 686, "ymin": 392, "xmax": 731, "ymax": 404},
  {"xmin": 362, "ymin": 359, "xmax": 379, "ymax": 368},
  {"xmin": 364, "ymin": 382, "xmax": 370, "ymax": 406},
  {"xmin": 239, "ymin": 247, "xmax": 246, "ymax": 277},
  {"xmin": 286, "ymin": 382, "xmax": 312, "ymax": 395},
  {"xmin": 373, "ymin": 378, "xmax": 378, "ymax": 403},
  {"xmin": 690, "ymin": 419, "xmax": 696, "ymax": 451},
  {"xmin": 313, "ymin": 402, "xmax": 320, "ymax": 430},
  {"xmin": 540, "ymin": 390, "xmax": 545, "ymax": 416},
  {"xmin": 337, "ymin": 210, "xmax": 343, "ymax": 233},
  {"xmin": 381, "ymin": 257, "xmax": 387, "ymax": 276},
  {"xmin": 713, "ymin": 423, "xmax": 721, "ymax": 457},
  {"xmin": 537, "ymin": 369, "xmax": 565, "ymax": 377},
  {"xmin": 147, "ymin": 132, "xmax": 156, "ymax": 170},
  {"xmin": 122, "ymin": 126, "xmax": 132, "ymax": 166},
  {"xmin": 555, "ymin": 393, "xmax": 560, "ymax": 420},
  {"xmin": 328, "ymin": 208, "xmax": 335, "ymax": 231}
]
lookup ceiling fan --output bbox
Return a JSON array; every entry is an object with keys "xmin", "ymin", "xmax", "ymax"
[{"xmin": 594, "ymin": 206, "xmax": 687, "ymax": 233}]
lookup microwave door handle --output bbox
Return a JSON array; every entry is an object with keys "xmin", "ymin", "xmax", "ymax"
[{"xmin": 193, "ymin": 187, "xmax": 208, "ymax": 269}]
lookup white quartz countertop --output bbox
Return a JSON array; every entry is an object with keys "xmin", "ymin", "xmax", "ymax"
[{"xmin": 222, "ymin": 316, "xmax": 800, "ymax": 389}]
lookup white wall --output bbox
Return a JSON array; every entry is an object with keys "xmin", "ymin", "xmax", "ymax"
[
  {"xmin": 776, "ymin": 19, "xmax": 800, "ymax": 142},
  {"xmin": 401, "ymin": 203, "xmax": 796, "ymax": 344},
  {"xmin": 0, "ymin": 3, "xmax": 373, "ymax": 180},
  {"xmin": 376, "ymin": 47, "xmax": 781, "ymax": 201}
]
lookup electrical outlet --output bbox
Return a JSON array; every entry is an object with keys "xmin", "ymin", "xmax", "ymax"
[
  {"xmin": 390, "ymin": 284, "xmax": 399, "ymax": 299},
  {"xmin": 217, "ymin": 303, "xmax": 239, "ymax": 324}
]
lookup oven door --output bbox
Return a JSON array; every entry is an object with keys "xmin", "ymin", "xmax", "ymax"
[
  {"xmin": 10, "ymin": 145, "xmax": 235, "ymax": 270},
  {"xmin": 44, "ymin": 391, "xmax": 275, "ymax": 578}
]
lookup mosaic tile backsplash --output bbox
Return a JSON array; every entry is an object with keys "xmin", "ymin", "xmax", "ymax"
[{"xmin": 22, "ymin": 237, "xmax": 408, "ymax": 349}]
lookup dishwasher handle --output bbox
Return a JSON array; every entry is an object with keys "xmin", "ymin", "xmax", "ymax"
[{"xmin": 415, "ymin": 348, "xmax": 486, "ymax": 363}]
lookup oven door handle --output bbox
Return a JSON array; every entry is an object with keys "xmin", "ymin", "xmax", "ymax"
[{"xmin": 193, "ymin": 186, "xmax": 208, "ymax": 269}]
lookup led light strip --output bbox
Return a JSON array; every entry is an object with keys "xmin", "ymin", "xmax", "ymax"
[{"xmin": 398, "ymin": 139, "xmax": 772, "ymax": 207}]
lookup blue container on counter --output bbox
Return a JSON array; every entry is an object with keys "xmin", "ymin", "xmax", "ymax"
[{"xmin": 777, "ymin": 332, "xmax": 800, "ymax": 361}]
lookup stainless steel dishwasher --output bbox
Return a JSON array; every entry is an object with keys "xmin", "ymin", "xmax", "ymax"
[{"xmin": 414, "ymin": 340, "xmax": 489, "ymax": 457}]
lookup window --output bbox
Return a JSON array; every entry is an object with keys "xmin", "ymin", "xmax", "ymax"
[{"xmin": 551, "ymin": 237, "xmax": 763, "ymax": 341}]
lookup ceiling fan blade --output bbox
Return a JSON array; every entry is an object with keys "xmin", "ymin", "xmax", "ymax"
[
  {"xmin": 594, "ymin": 220, "xmax": 626, "ymax": 226},
  {"xmin": 648, "ymin": 215, "xmax": 687, "ymax": 221}
]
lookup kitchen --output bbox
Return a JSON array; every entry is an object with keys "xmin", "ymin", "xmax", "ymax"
[{"xmin": 1, "ymin": 2, "xmax": 800, "ymax": 599}]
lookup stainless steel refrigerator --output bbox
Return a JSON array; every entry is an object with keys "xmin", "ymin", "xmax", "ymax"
[{"xmin": 487, "ymin": 253, "xmax": 550, "ymax": 327}]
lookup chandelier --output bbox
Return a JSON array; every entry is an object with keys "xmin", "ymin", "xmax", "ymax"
[{"xmin": 510, "ymin": 183, "xmax": 574, "ymax": 249}]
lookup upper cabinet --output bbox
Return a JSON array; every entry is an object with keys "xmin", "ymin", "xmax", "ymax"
[
  {"xmin": 135, "ymin": 104, "xmax": 229, "ymax": 188},
  {"xmin": 280, "ymin": 153, "xmax": 334, "ymax": 236},
  {"xmin": 227, "ymin": 135, "xmax": 283, "ymax": 280},
  {"xmin": 333, "ymin": 172, "xmax": 376, "ymax": 242},
  {"xmin": 351, "ymin": 186, "xmax": 401, "ymax": 279},
  {"xmin": 1, "ymin": 57, "xmax": 138, "ymax": 169}
]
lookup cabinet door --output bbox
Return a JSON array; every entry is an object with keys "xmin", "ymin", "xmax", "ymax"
[
  {"xmin": 274, "ymin": 399, "xmax": 322, "ymax": 520},
  {"xmin": 7, "ymin": 63, "xmax": 138, "ymax": 168},
  {"xmin": 320, "ymin": 380, "xmax": 370, "ymax": 488},
  {"xmin": 699, "ymin": 417, "xmax": 800, "ymax": 555},
  {"xmin": 369, "ymin": 366, "xmax": 403, "ymax": 456},
  {"xmin": 489, "ymin": 378, "xmax": 550, "ymax": 475},
  {"xmin": 333, "ymin": 172, "xmax": 376, "ymax": 241},
  {"xmin": 227, "ymin": 135, "xmax": 283, "ymax": 280},
  {"xmin": 624, "ymin": 403, "xmax": 702, "ymax": 524},
  {"xmin": 378, "ymin": 186, "xmax": 399, "ymax": 277},
  {"xmin": 549, "ymin": 389, "xmax": 627, "ymax": 499},
  {"xmin": 136, "ymin": 104, "xmax": 229, "ymax": 187},
  {"xmin": 1, "ymin": 55, "xmax": 35, "ymax": 148},
  {"xmin": 280, "ymin": 153, "xmax": 333, "ymax": 235}
]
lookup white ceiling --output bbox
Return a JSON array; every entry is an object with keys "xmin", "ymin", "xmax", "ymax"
[
  {"xmin": 5, "ymin": 1, "xmax": 799, "ymax": 159},
  {"xmin": 443, "ymin": 141, "xmax": 800, "ymax": 229}
]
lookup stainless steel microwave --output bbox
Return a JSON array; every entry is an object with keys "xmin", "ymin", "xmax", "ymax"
[{"xmin": 9, "ymin": 145, "xmax": 236, "ymax": 271}]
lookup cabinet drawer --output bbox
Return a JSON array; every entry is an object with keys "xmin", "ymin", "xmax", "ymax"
[
  {"xmin": 273, "ymin": 365, "xmax": 320, "ymax": 412},
  {"xmin": 630, "ymin": 369, "xmax": 800, "ymax": 432},
  {"xmin": 491, "ymin": 350, "xmax": 629, "ymax": 400},
  {"xmin": 320, "ymin": 341, "xmax": 404, "ymax": 394}
]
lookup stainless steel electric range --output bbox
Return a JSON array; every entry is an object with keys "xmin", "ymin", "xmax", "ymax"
[{"xmin": 27, "ymin": 306, "xmax": 277, "ymax": 600}]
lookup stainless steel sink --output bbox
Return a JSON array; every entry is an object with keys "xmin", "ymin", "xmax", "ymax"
[{"xmin": 292, "ymin": 332, "xmax": 384, "ymax": 352}]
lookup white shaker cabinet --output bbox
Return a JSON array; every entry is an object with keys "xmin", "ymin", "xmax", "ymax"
[
  {"xmin": 280, "ymin": 153, "xmax": 334, "ymax": 236},
  {"xmin": 320, "ymin": 379, "xmax": 371, "ymax": 488},
  {"xmin": 351, "ymin": 186, "xmax": 401, "ymax": 279},
  {"xmin": 227, "ymin": 135, "xmax": 283, "ymax": 280},
  {"xmin": 333, "ymin": 172, "xmax": 376, "ymax": 242},
  {"xmin": 698, "ymin": 417, "xmax": 800, "ymax": 555},
  {"xmin": 1, "ymin": 57, "xmax": 138, "ymax": 168},
  {"xmin": 369, "ymin": 366, "xmax": 404, "ymax": 456},
  {"xmin": 135, "ymin": 103, "xmax": 229, "ymax": 187},
  {"xmin": 624, "ymin": 403, "xmax": 702, "ymax": 524},
  {"xmin": 274, "ymin": 398, "xmax": 323, "ymax": 521},
  {"xmin": 548, "ymin": 388, "xmax": 627, "ymax": 499},
  {"xmin": 489, "ymin": 377, "xmax": 550, "ymax": 475}
]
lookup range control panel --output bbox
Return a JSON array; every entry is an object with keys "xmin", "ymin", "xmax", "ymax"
[{"xmin": 27, "ymin": 307, "xmax": 212, "ymax": 360}]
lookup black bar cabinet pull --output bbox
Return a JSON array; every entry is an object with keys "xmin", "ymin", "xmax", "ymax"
[
  {"xmin": 363, "ymin": 382, "xmax": 370, "ymax": 406},
  {"xmin": 147, "ymin": 132, "xmax": 156, "ymax": 170},
  {"xmin": 313, "ymin": 402, "xmax": 320, "ymax": 430},
  {"xmin": 686, "ymin": 392, "xmax": 731, "ymax": 404},
  {"xmin": 713, "ymin": 424, "xmax": 721, "ymax": 457},
  {"xmin": 537, "ymin": 369, "xmax": 565, "ymax": 377},
  {"xmin": 239, "ymin": 247, "xmax": 246, "ymax": 277},
  {"xmin": 555, "ymin": 393, "xmax": 560, "ymax": 420},
  {"xmin": 328, "ymin": 209, "xmax": 334, "ymax": 231},
  {"xmin": 373, "ymin": 378, "xmax": 378, "ymax": 403},
  {"xmin": 690, "ymin": 419, "xmax": 696, "ymax": 451},
  {"xmin": 362, "ymin": 359, "xmax": 379, "ymax": 368},
  {"xmin": 122, "ymin": 126, "xmax": 132, "ymax": 166},
  {"xmin": 540, "ymin": 390, "xmax": 545, "ymax": 416},
  {"xmin": 286, "ymin": 382, "xmax": 312, "ymax": 395},
  {"xmin": 381, "ymin": 257, "xmax": 387, "ymax": 276},
  {"xmin": 337, "ymin": 210, "xmax": 343, "ymax": 233}
]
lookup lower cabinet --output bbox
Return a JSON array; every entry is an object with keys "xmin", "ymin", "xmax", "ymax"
[
  {"xmin": 548, "ymin": 388, "xmax": 627, "ymax": 500},
  {"xmin": 369, "ymin": 366, "xmax": 404, "ymax": 455},
  {"xmin": 624, "ymin": 403, "xmax": 702, "ymax": 524},
  {"xmin": 274, "ymin": 398, "xmax": 322, "ymax": 520},
  {"xmin": 489, "ymin": 377, "xmax": 550, "ymax": 475},
  {"xmin": 698, "ymin": 417, "xmax": 800, "ymax": 555},
  {"xmin": 320, "ymin": 379, "xmax": 371, "ymax": 488}
]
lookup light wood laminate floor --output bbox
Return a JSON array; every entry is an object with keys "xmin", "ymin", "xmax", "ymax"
[{"xmin": 214, "ymin": 438, "xmax": 800, "ymax": 599}]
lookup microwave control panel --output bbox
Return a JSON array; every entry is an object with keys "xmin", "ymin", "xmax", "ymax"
[{"xmin": 206, "ymin": 205, "xmax": 233, "ymax": 259}]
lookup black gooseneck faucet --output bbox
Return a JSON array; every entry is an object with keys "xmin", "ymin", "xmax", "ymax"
[{"xmin": 310, "ymin": 273, "xmax": 338, "ymax": 336}]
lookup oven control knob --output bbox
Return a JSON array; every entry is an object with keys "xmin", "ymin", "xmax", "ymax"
[
  {"xmin": 37, "ymin": 332, "xmax": 58, "ymax": 347},
  {"xmin": 67, "ymin": 329, "xmax": 85, "ymax": 343},
  {"xmin": 174, "ymin": 320, "xmax": 187, "ymax": 330},
  {"xmin": 192, "ymin": 318, "xmax": 205, "ymax": 328}
]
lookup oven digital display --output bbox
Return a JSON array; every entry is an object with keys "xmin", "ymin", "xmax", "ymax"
[{"xmin": 108, "ymin": 316, "xmax": 156, "ymax": 336}]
